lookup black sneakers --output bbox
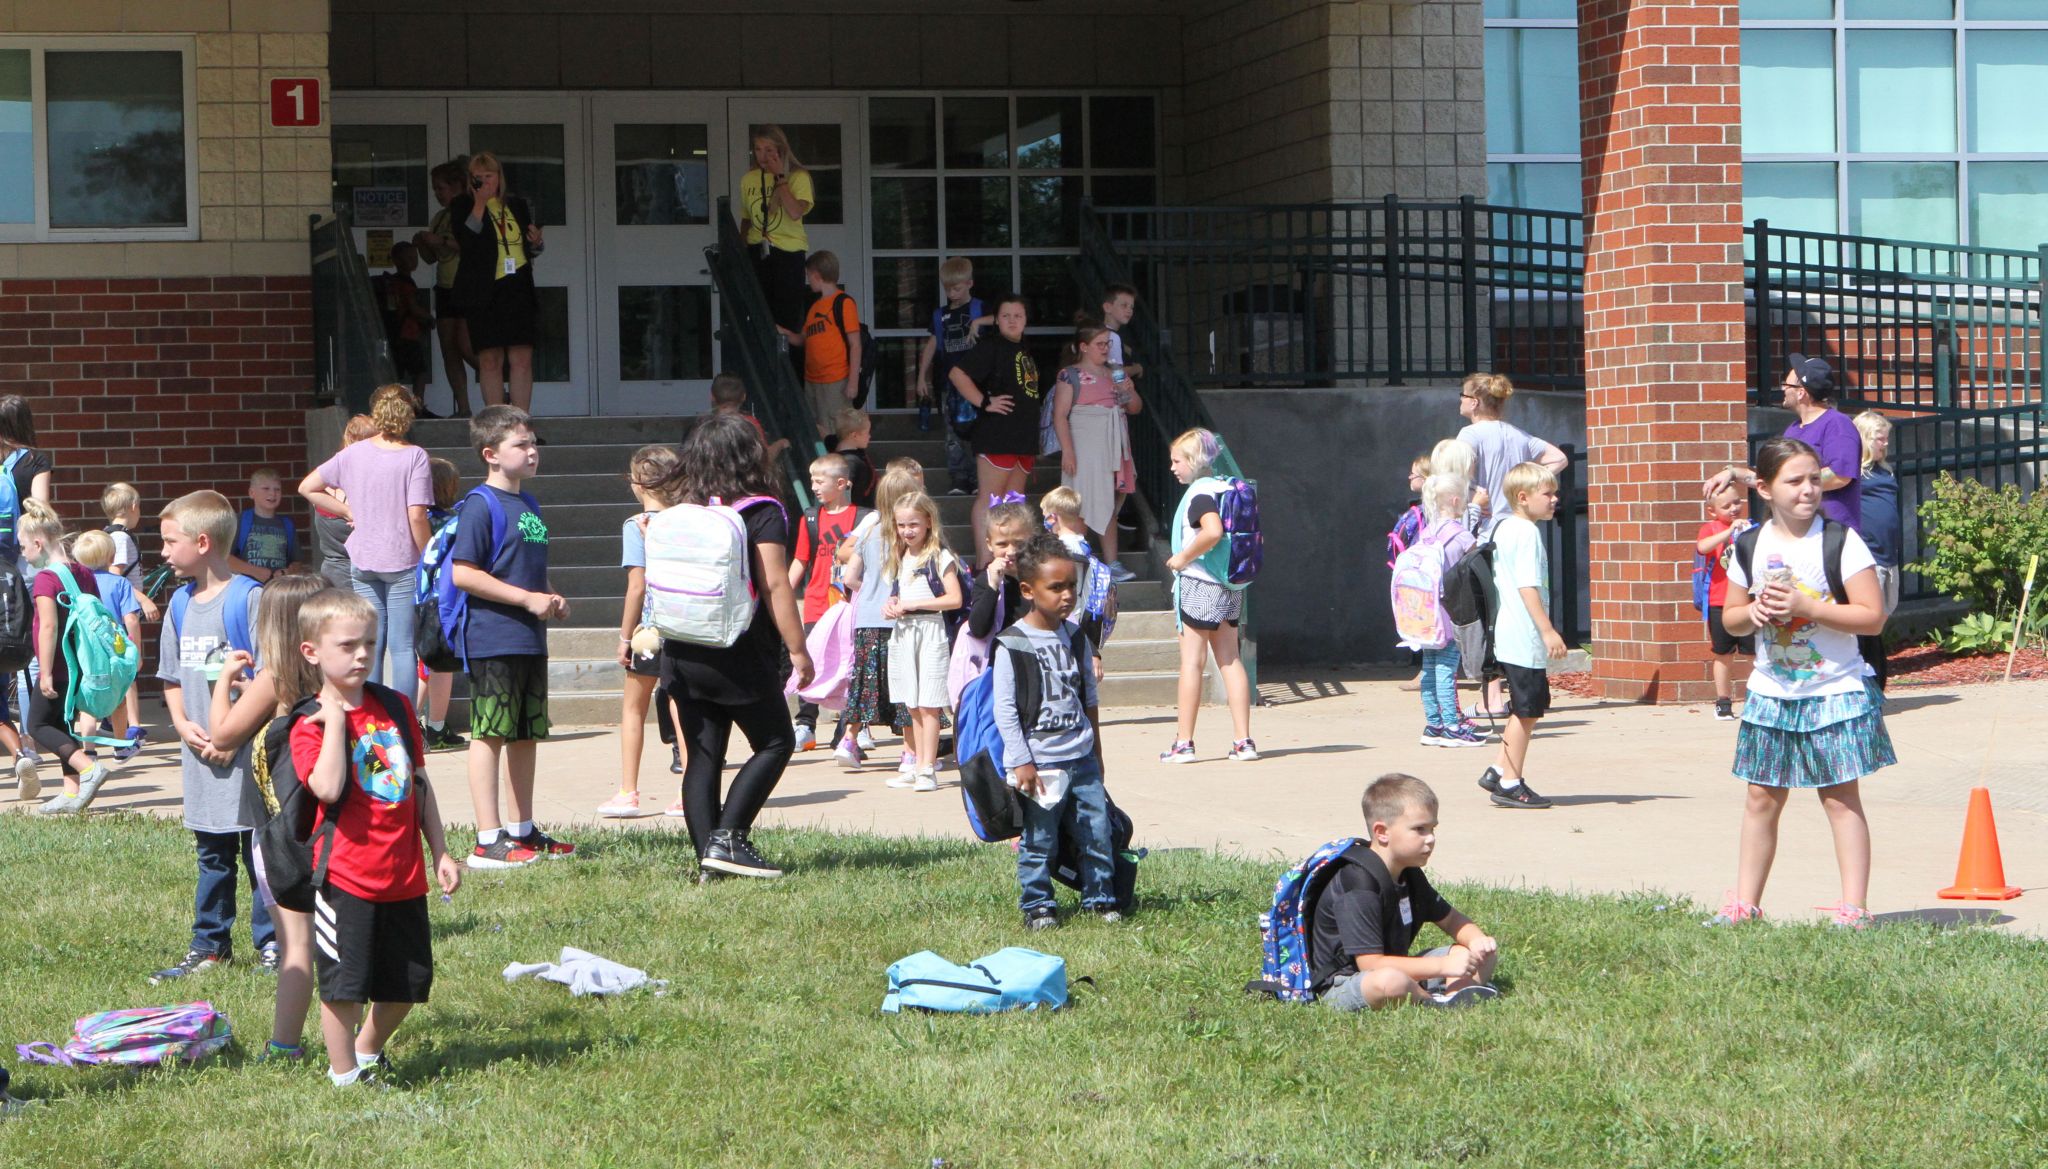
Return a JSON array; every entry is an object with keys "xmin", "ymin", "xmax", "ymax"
[
  {"xmin": 1477, "ymin": 766, "xmax": 1502, "ymax": 794},
  {"xmin": 1025, "ymin": 908, "xmax": 1059, "ymax": 931},
  {"xmin": 150, "ymin": 947, "xmax": 228, "ymax": 984},
  {"xmin": 1490, "ymin": 779, "xmax": 1553, "ymax": 809},
  {"xmin": 669, "ymin": 745, "xmax": 685, "ymax": 775},
  {"xmin": 701, "ymin": 829, "xmax": 783, "ymax": 878},
  {"xmin": 1714, "ymin": 698, "xmax": 1737, "ymax": 721}
]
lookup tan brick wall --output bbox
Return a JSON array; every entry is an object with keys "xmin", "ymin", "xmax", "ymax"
[
  {"xmin": 0, "ymin": 0, "xmax": 329, "ymax": 279},
  {"xmin": 1177, "ymin": 0, "xmax": 1334, "ymax": 203}
]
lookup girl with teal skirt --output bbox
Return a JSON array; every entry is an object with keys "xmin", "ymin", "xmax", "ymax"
[{"xmin": 1710, "ymin": 437, "xmax": 1893, "ymax": 930}]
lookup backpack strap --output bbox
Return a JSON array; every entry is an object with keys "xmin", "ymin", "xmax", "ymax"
[
  {"xmin": 166, "ymin": 575, "xmax": 260, "ymax": 657},
  {"xmin": 1302, "ymin": 843, "xmax": 1371, "ymax": 991},
  {"xmin": 829, "ymin": 290, "xmax": 855, "ymax": 339},
  {"xmin": 1732, "ymin": 522, "xmax": 1762, "ymax": 592},
  {"xmin": 234, "ymin": 509, "xmax": 254, "ymax": 559},
  {"xmin": 1820, "ymin": 518, "xmax": 1849, "ymax": 605}
]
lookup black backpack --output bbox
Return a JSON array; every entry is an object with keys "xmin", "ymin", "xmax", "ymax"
[
  {"xmin": 0, "ymin": 562, "xmax": 30, "ymax": 674},
  {"xmin": 254, "ymin": 681, "xmax": 412, "ymax": 912},
  {"xmin": 829, "ymin": 292, "xmax": 876, "ymax": 411},
  {"xmin": 1731, "ymin": 520, "xmax": 1888, "ymax": 690}
]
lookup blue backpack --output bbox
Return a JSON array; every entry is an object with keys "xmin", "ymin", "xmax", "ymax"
[
  {"xmin": 1246, "ymin": 837, "xmax": 1369, "ymax": 1003},
  {"xmin": 882, "ymin": 947, "xmax": 1069, "ymax": 1014},
  {"xmin": 0, "ymin": 448, "xmax": 27, "ymax": 564},
  {"xmin": 1171, "ymin": 474, "xmax": 1262, "ymax": 590},
  {"xmin": 415, "ymin": 486, "xmax": 531, "ymax": 672},
  {"xmin": 1690, "ymin": 551, "xmax": 1712, "ymax": 614}
]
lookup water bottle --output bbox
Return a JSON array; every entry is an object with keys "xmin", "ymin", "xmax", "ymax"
[
  {"xmin": 1762, "ymin": 554, "xmax": 1795, "ymax": 625},
  {"xmin": 917, "ymin": 395, "xmax": 932, "ymax": 431},
  {"xmin": 1110, "ymin": 363, "xmax": 1129, "ymax": 408}
]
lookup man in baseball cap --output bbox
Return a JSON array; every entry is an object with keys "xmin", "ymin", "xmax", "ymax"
[{"xmin": 1703, "ymin": 353, "xmax": 1862, "ymax": 532}]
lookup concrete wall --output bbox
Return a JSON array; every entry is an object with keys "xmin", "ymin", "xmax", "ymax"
[{"xmin": 1204, "ymin": 384, "xmax": 1585, "ymax": 666}]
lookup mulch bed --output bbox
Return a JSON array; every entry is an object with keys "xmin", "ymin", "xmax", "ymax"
[{"xmin": 1545, "ymin": 643, "xmax": 2048, "ymax": 698}]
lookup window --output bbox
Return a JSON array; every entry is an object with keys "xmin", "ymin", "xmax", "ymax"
[
  {"xmin": 0, "ymin": 39, "xmax": 197, "ymax": 241},
  {"xmin": 863, "ymin": 94, "xmax": 1157, "ymax": 409},
  {"xmin": 1482, "ymin": 6, "xmax": 1579, "ymax": 212}
]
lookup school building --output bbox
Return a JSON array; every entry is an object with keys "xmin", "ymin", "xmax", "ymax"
[{"xmin": 1, "ymin": 1, "xmax": 2040, "ymax": 699}]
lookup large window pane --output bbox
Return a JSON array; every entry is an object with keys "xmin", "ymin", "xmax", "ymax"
[
  {"xmin": 1090, "ymin": 174, "xmax": 1158, "ymax": 210},
  {"xmin": 1741, "ymin": 0, "xmax": 1834, "ymax": 15},
  {"xmin": 1744, "ymin": 162, "xmax": 1839, "ymax": 233},
  {"xmin": 1848, "ymin": 161, "xmax": 1957, "ymax": 242},
  {"xmin": 869, "ymin": 97, "xmax": 935, "ymax": 171},
  {"xmin": 1742, "ymin": 31, "xmax": 1837, "ymax": 154},
  {"xmin": 1488, "ymin": 162, "xmax": 1580, "ymax": 212},
  {"xmin": 869, "ymin": 176, "xmax": 936, "ymax": 250},
  {"xmin": 1967, "ymin": 32, "xmax": 2048, "ymax": 152},
  {"xmin": 613, "ymin": 124, "xmax": 708, "ymax": 226},
  {"xmin": 1485, "ymin": 28, "xmax": 1580, "ymax": 155},
  {"xmin": 1847, "ymin": 31, "xmax": 1956, "ymax": 152},
  {"xmin": 533, "ymin": 285, "xmax": 572, "ymax": 383},
  {"xmin": 45, "ymin": 51, "xmax": 186, "ymax": 229},
  {"xmin": 1016, "ymin": 97, "xmax": 1083, "ymax": 169},
  {"xmin": 944, "ymin": 177, "xmax": 1010, "ymax": 248},
  {"xmin": 1485, "ymin": 0, "xmax": 1575, "ymax": 15},
  {"xmin": 871, "ymin": 334, "xmax": 923, "ymax": 411},
  {"xmin": 1970, "ymin": 0, "xmax": 2048, "ymax": 15},
  {"xmin": 333, "ymin": 124, "xmax": 428, "ymax": 229},
  {"xmin": 617, "ymin": 286, "xmax": 711, "ymax": 381},
  {"xmin": 869, "ymin": 257, "xmax": 938, "ymax": 332},
  {"xmin": 470, "ymin": 124, "xmax": 566, "ymax": 226},
  {"xmin": 1968, "ymin": 162, "xmax": 2048, "ymax": 249},
  {"xmin": 1021, "ymin": 255, "xmax": 1073, "ymax": 324},
  {"xmin": 0, "ymin": 51, "xmax": 29, "ymax": 224},
  {"xmin": 1846, "ymin": 0, "xmax": 1952, "ymax": 15},
  {"xmin": 966, "ymin": 255, "xmax": 1012, "ymax": 305},
  {"xmin": 944, "ymin": 97, "xmax": 1007, "ymax": 168},
  {"xmin": 1089, "ymin": 97, "xmax": 1155, "ymax": 169},
  {"xmin": 1019, "ymin": 175, "xmax": 1079, "ymax": 247}
]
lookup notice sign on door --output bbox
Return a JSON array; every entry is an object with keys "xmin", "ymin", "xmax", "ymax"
[
  {"xmin": 269, "ymin": 77, "xmax": 321, "ymax": 128},
  {"xmin": 353, "ymin": 188, "xmax": 409, "ymax": 228}
]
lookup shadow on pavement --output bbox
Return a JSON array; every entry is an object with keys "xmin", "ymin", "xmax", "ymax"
[
  {"xmin": 765, "ymin": 787, "xmax": 858, "ymax": 809},
  {"xmin": 1253, "ymin": 744, "xmax": 1368, "ymax": 759},
  {"xmin": 1538, "ymin": 793, "xmax": 1689, "ymax": 807},
  {"xmin": 1873, "ymin": 906, "xmax": 2013, "ymax": 928},
  {"xmin": 1881, "ymin": 692, "xmax": 1963, "ymax": 714},
  {"xmin": 1259, "ymin": 679, "xmax": 1354, "ymax": 706}
]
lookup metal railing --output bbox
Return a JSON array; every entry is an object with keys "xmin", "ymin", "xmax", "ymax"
[
  {"xmin": 706, "ymin": 197, "xmax": 822, "ymax": 509},
  {"xmin": 309, "ymin": 208, "xmax": 396, "ymax": 415},
  {"xmin": 1552, "ymin": 444, "xmax": 1589, "ymax": 645}
]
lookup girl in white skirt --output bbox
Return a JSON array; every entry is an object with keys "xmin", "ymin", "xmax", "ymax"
[
  {"xmin": 882, "ymin": 491, "xmax": 963, "ymax": 792},
  {"xmin": 1712, "ymin": 436, "xmax": 1893, "ymax": 930}
]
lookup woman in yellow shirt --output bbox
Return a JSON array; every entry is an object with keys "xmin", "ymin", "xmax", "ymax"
[
  {"xmin": 449, "ymin": 151, "xmax": 544, "ymax": 412},
  {"xmin": 738, "ymin": 125, "xmax": 814, "ymax": 345}
]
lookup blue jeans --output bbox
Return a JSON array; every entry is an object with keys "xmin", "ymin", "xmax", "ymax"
[
  {"xmin": 1420, "ymin": 644, "xmax": 1461, "ymax": 728},
  {"xmin": 1016, "ymin": 753, "xmax": 1115, "ymax": 914},
  {"xmin": 352, "ymin": 566, "xmax": 417, "ymax": 690},
  {"xmin": 192, "ymin": 829, "xmax": 275, "ymax": 956}
]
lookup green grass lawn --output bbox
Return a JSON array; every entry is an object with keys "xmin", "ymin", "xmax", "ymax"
[{"xmin": 4, "ymin": 814, "xmax": 2047, "ymax": 1168}]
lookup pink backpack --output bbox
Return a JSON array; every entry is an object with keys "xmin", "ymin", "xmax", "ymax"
[{"xmin": 17, "ymin": 1002, "xmax": 232, "ymax": 1067}]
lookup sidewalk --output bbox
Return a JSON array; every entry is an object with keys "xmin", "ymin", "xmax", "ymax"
[{"xmin": 24, "ymin": 670, "xmax": 2047, "ymax": 935}]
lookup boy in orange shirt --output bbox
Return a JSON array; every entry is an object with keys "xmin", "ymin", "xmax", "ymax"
[{"xmin": 778, "ymin": 250, "xmax": 862, "ymax": 440}]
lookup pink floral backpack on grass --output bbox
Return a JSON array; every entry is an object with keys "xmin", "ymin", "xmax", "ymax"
[{"xmin": 17, "ymin": 1002, "xmax": 233, "ymax": 1067}]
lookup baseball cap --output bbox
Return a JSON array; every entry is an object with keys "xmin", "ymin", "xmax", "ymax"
[{"xmin": 1786, "ymin": 353, "xmax": 1835, "ymax": 398}]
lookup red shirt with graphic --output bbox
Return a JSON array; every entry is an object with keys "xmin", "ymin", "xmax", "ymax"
[
  {"xmin": 292, "ymin": 690, "xmax": 428, "ymax": 902},
  {"xmin": 792, "ymin": 504, "xmax": 864, "ymax": 623}
]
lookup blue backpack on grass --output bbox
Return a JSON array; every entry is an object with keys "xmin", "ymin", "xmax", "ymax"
[{"xmin": 1246, "ymin": 837, "xmax": 1369, "ymax": 1003}]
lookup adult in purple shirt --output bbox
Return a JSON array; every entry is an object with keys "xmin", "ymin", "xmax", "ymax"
[{"xmin": 1705, "ymin": 355, "xmax": 1861, "ymax": 532}]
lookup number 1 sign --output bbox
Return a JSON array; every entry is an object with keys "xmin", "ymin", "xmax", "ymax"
[{"xmin": 269, "ymin": 77, "xmax": 322, "ymax": 128}]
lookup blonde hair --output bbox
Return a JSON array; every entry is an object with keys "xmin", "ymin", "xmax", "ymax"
[
  {"xmin": 369, "ymin": 384, "xmax": 417, "ymax": 440},
  {"xmin": 989, "ymin": 501, "xmax": 1039, "ymax": 545},
  {"xmin": 429, "ymin": 457, "xmax": 461, "ymax": 511},
  {"xmin": 1410, "ymin": 455, "xmax": 1431, "ymax": 477},
  {"xmin": 939, "ymin": 256, "xmax": 974, "ymax": 286},
  {"xmin": 629, "ymin": 444, "xmax": 683, "ymax": 506},
  {"xmin": 810, "ymin": 452, "xmax": 851, "ymax": 481},
  {"xmin": 1430, "ymin": 438, "xmax": 1476, "ymax": 482},
  {"xmin": 249, "ymin": 467, "xmax": 282, "ymax": 487},
  {"xmin": 751, "ymin": 124, "xmax": 804, "ymax": 174},
  {"xmin": 1502, "ymin": 461, "xmax": 1558, "ymax": 509},
  {"xmin": 73, "ymin": 529, "xmax": 114, "ymax": 571},
  {"xmin": 469, "ymin": 150, "xmax": 506, "ymax": 188},
  {"xmin": 161, "ymin": 489, "xmax": 237, "ymax": 551},
  {"xmin": 1172, "ymin": 428, "xmax": 1221, "ymax": 477},
  {"xmin": 884, "ymin": 491, "xmax": 950, "ymax": 581},
  {"xmin": 260, "ymin": 576, "xmax": 332, "ymax": 710},
  {"xmin": 873, "ymin": 466, "xmax": 921, "ymax": 523},
  {"xmin": 18, "ymin": 498, "xmax": 63, "ymax": 554},
  {"xmin": 101, "ymin": 481, "xmax": 139, "ymax": 520},
  {"xmin": 1463, "ymin": 372, "xmax": 1515, "ymax": 413},
  {"xmin": 1363, "ymin": 773, "xmax": 1438, "ymax": 828},
  {"xmin": 1039, "ymin": 486, "xmax": 1083, "ymax": 520},
  {"xmin": 1422, "ymin": 474, "xmax": 1469, "ymax": 525},
  {"xmin": 343, "ymin": 414, "xmax": 378, "ymax": 445},
  {"xmin": 1854, "ymin": 411, "xmax": 1893, "ymax": 472},
  {"xmin": 884, "ymin": 456, "xmax": 923, "ymax": 479},
  {"xmin": 293, "ymin": 588, "xmax": 379, "ymax": 698},
  {"xmin": 834, "ymin": 408, "xmax": 870, "ymax": 441}
]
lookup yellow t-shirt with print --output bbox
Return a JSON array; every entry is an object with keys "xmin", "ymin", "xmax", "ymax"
[
  {"xmin": 739, "ymin": 168, "xmax": 813, "ymax": 252},
  {"xmin": 485, "ymin": 198, "xmax": 528, "ymax": 280}
]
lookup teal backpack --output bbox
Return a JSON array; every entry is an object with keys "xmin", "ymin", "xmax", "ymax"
[{"xmin": 50, "ymin": 563, "xmax": 142, "ymax": 745}]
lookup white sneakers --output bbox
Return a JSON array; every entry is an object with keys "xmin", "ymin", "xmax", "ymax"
[{"xmin": 13, "ymin": 754, "xmax": 38, "ymax": 802}]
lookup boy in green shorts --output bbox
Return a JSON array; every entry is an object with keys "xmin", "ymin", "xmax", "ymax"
[{"xmin": 451, "ymin": 406, "xmax": 572, "ymax": 868}]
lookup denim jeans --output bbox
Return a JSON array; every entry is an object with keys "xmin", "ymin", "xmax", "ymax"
[
  {"xmin": 351, "ymin": 566, "xmax": 417, "ymax": 690},
  {"xmin": 192, "ymin": 829, "xmax": 275, "ymax": 956},
  {"xmin": 1016, "ymin": 753, "xmax": 1115, "ymax": 914},
  {"xmin": 1420, "ymin": 644, "xmax": 1461, "ymax": 728}
]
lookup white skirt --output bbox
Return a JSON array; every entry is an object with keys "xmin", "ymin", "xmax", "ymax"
[
  {"xmin": 888, "ymin": 614, "xmax": 952, "ymax": 708},
  {"xmin": 1061, "ymin": 404, "xmax": 1128, "ymax": 536}
]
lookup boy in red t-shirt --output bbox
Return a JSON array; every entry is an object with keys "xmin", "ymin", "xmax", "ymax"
[
  {"xmin": 1695, "ymin": 483, "xmax": 1754, "ymax": 722},
  {"xmin": 290, "ymin": 590, "xmax": 460, "ymax": 1087},
  {"xmin": 788, "ymin": 452, "xmax": 871, "ymax": 751}
]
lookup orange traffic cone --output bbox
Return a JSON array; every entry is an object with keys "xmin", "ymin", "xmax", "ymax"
[{"xmin": 1938, "ymin": 787, "xmax": 2022, "ymax": 901}]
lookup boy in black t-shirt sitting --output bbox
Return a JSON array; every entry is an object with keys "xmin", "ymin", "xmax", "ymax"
[{"xmin": 1312, "ymin": 773, "xmax": 1502, "ymax": 1011}]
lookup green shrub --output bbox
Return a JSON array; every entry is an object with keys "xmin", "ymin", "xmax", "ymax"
[
  {"xmin": 1937, "ymin": 611, "xmax": 2015, "ymax": 656},
  {"xmin": 1911, "ymin": 472, "xmax": 2048, "ymax": 615}
]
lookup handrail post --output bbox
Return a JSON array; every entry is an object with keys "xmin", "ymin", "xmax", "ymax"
[
  {"xmin": 2036, "ymin": 244, "xmax": 2047, "ymax": 407},
  {"xmin": 1558, "ymin": 443, "xmax": 1580, "ymax": 643},
  {"xmin": 1751, "ymin": 218, "xmax": 1772, "ymax": 404},
  {"xmin": 1381, "ymin": 193, "xmax": 1404, "ymax": 385},
  {"xmin": 1459, "ymin": 194, "xmax": 1479, "ymax": 375}
]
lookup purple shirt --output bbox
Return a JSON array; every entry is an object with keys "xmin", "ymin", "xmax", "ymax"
[
  {"xmin": 1781, "ymin": 408, "xmax": 1862, "ymax": 532},
  {"xmin": 316, "ymin": 440, "xmax": 433, "ymax": 572}
]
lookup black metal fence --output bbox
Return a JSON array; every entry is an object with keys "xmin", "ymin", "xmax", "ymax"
[
  {"xmin": 308, "ymin": 208, "xmax": 395, "ymax": 416},
  {"xmin": 706, "ymin": 197, "xmax": 823, "ymax": 509}
]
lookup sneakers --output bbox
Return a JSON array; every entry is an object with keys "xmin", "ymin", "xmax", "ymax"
[
  {"xmin": 1025, "ymin": 908, "xmax": 1059, "ymax": 932},
  {"xmin": 794, "ymin": 725, "xmax": 818, "ymax": 752},
  {"xmin": 898, "ymin": 749, "xmax": 918, "ymax": 775},
  {"xmin": 1096, "ymin": 908, "xmax": 1124, "ymax": 924},
  {"xmin": 700, "ymin": 829, "xmax": 783, "ymax": 878},
  {"xmin": 1420, "ymin": 725, "xmax": 1453, "ymax": 747},
  {"xmin": 669, "ymin": 744, "xmax": 684, "ymax": 774},
  {"xmin": 1704, "ymin": 894, "xmax": 1763, "ymax": 927},
  {"xmin": 1826, "ymin": 903, "xmax": 1873, "ymax": 930},
  {"xmin": 467, "ymin": 836, "xmax": 540, "ymax": 869},
  {"xmin": 835, "ymin": 739, "xmax": 865, "ymax": 771},
  {"xmin": 258, "ymin": 943, "xmax": 281, "ymax": 975},
  {"xmin": 426, "ymin": 724, "xmax": 468, "ymax": 751},
  {"xmin": 149, "ymin": 947, "xmax": 227, "ymax": 984},
  {"xmin": 1476, "ymin": 766, "xmax": 1502, "ymax": 794},
  {"xmin": 885, "ymin": 769, "xmax": 918, "ymax": 789},
  {"xmin": 256, "ymin": 1041, "xmax": 306, "ymax": 1063},
  {"xmin": 1228, "ymin": 739, "xmax": 1260, "ymax": 762},
  {"xmin": 114, "ymin": 726, "xmax": 148, "ymax": 762},
  {"xmin": 664, "ymin": 798, "xmax": 688, "ymax": 818},
  {"xmin": 1107, "ymin": 561, "xmax": 1138, "ymax": 583},
  {"xmin": 1714, "ymin": 698, "xmax": 1737, "ymax": 722},
  {"xmin": 1159, "ymin": 739, "xmax": 1196, "ymax": 764},
  {"xmin": 1423, "ymin": 984, "xmax": 1501, "ymax": 1009},
  {"xmin": 73, "ymin": 765, "xmax": 109, "ymax": 812},
  {"xmin": 33, "ymin": 791, "xmax": 81, "ymax": 816},
  {"xmin": 597, "ymin": 791, "xmax": 642, "ymax": 818},
  {"xmin": 1439, "ymin": 724, "xmax": 1489, "ymax": 748},
  {"xmin": 912, "ymin": 769, "xmax": 939, "ymax": 793},
  {"xmin": 855, "ymin": 727, "xmax": 877, "ymax": 752},
  {"xmin": 12, "ymin": 754, "xmax": 37, "ymax": 802},
  {"xmin": 514, "ymin": 827, "xmax": 576, "ymax": 857},
  {"xmin": 1489, "ymin": 778, "xmax": 1553, "ymax": 809}
]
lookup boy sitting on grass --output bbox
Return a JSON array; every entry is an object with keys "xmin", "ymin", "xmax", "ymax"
[{"xmin": 1314, "ymin": 773, "xmax": 1501, "ymax": 1011}]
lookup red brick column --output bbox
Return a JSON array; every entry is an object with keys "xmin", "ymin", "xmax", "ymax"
[{"xmin": 1578, "ymin": 0, "xmax": 1748, "ymax": 703}]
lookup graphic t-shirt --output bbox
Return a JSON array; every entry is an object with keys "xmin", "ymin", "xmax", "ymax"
[
  {"xmin": 1489, "ymin": 514, "xmax": 1551, "ymax": 671},
  {"xmin": 1309, "ymin": 847, "xmax": 1455, "ymax": 991},
  {"xmin": 234, "ymin": 512, "xmax": 298, "ymax": 573},
  {"xmin": 954, "ymin": 335, "xmax": 1043, "ymax": 457},
  {"xmin": 449, "ymin": 485, "xmax": 550, "ymax": 658},
  {"xmin": 740, "ymin": 168, "xmax": 814, "ymax": 252},
  {"xmin": 931, "ymin": 299, "xmax": 985, "ymax": 378},
  {"xmin": 1725, "ymin": 519, "xmax": 1878, "ymax": 700},
  {"xmin": 155, "ymin": 579, "xmax": 266, "ymax": 834},
  {"xmin": 801, "ymin": 292, "xmax": 859, "ymax": 384},
  {"xmin": 1696, "ymin": 518, "xmax": 1751, "ymax": 609},
  {"xmin": 992, "ymin": 622, "xmax": 1099, "ymax": 767},
  {"xmin": 1780, "ymin": 409, "xmax": 1863, "ymax": 532},
  {"xmin": 292, "ymin": 690, "xmax": 428, "ymax": 903},
  {"xmin": 793, "ymin": 504, "xmax": 864, "ymax": 622}
]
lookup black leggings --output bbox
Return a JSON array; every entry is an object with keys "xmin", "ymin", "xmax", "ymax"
[
  {"xmin": 675, "ymin": 691, "xmax": 795, "ymax": 859},
  {"xmin": 27, "ymin": 655, "xmax": 84, "ymax": 773}
]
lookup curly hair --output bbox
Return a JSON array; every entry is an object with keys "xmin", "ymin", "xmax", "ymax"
[
  {"xmin": 369, "ymin": 383, "xmax": 417, "ymax": 440},
  {"xmin": 1014, "ymin": 531, "xmax": 1078, "ymax": 587}
]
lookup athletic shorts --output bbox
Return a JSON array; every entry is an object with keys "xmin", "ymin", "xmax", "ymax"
[
  {"xmin": 1177, "ymin": 576, "xmax": 1243, "ymax": 631},
  {"xmin": 1501, "ymin": 662, "xmax": 1551, "ymax": 720},
  {"xmin": 977, "ymin": 452, "xmax": 1033, "ymax": 474},
  {"xmin": 314, "ymin": 885, "xmax": 433, "ymax": 1005},
  {"xmin": 1705, "ymin": 607, "xmax": 1753, "ymax": 657},
  {"xmin": 467, "ymin": 653, "xmax": 551, "ymax": 742}
]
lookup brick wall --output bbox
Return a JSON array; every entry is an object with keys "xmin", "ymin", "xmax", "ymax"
[
  {"xmin": 0, "ymin": 276, "xmax": 314, "ymax": 541},
  {"xmin": 1578, "ymin": 0, "xmax": 1747, "ymax": 703}
]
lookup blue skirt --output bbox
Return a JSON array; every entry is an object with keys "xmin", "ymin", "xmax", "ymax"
[{"xmin": 1733, "ymin": 678, "xmax": 1894, "ymax": 789}]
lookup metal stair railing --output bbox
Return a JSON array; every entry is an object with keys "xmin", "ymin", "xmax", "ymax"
[
  {"xmin": 309, "ymin": 206, "xmax": 397, "ymax": 416},
  {"xmin": 706, "ymin": 196, "xmax": 822, "ymax": 509}
]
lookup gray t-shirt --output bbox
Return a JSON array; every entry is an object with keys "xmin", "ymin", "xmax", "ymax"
[
  {"xmin": 155, "ymin": 582, "xmax": 266, "ymax": 834},
  {"xmin": 1456, "ymin": 419, "xmax": 1549, "ymax": 530},
  {"xmin": 993, "ymin": 623, "xmax": 1098, "ymax": 766}
]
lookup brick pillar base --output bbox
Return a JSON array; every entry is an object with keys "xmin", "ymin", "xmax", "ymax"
[{"xmin": 1579, "ymin": 0, "xmax": 1748, "ymax": 703}]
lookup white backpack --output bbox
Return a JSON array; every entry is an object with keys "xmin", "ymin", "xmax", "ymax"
[{"xmin": 644, "ymin": 495, "xmax": 782, "ymax": 648}]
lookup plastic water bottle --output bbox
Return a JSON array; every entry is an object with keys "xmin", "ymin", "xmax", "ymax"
[
  {"xmin": 1762, "ymin": 554, "xmax": 1795, "ymax": 625},
  {"xmin": 918, "ymin": 396, "xmax": 933, "ymax": 431}
]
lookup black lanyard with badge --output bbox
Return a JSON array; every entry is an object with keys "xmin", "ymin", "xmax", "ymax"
[{"xmin": 756, "ymin": 172, "xmax": 779, "ymax": 256}]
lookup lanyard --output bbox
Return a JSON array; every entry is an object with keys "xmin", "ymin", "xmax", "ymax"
[{"xmin": 489, "ymin": 202, "xmax": 519, "ymax": 252}]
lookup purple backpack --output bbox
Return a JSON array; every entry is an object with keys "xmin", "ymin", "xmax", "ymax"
[
  {"xmin": 17, "ymin": 1002, "xmax": 233, "ymax": 1067},
  {"xmin": 1173, "ymin": 475, "xmax": 1263, "ymax": 590}
]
